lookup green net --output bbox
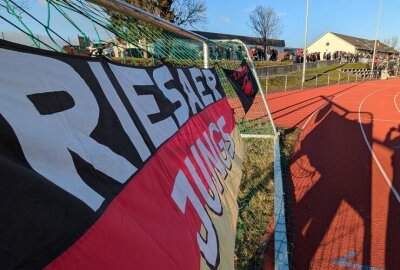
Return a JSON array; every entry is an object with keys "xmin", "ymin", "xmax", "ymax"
[
  {"xmin": 0, "ymin": 1, "xmax": 286, "ymax": 269},
  {"xmin": 1, "ymin": 0, "xmax": 275, "ymax": 133},
  {"xmin": 0, "ymin": 0, "xmax": 203, "ymax": 65},
  {"xmin": 0, "ymin": 0, "xmax": 276, "ymax": 135},
  {"xmin": 236, "ymin": 136, "xmax": 275, "ymax": 269},
  {"xmin": 208, "ymin": 40, "xmax": 276, "ymax": 136}
]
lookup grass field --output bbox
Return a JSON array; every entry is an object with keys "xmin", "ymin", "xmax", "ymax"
[
  {"xmin": 260, "ymin": 62, "xmax": 371, "ymax": 92},
  {"xmin": 222, "ymin": 62, "xmax": 372, "ymax": 97},
  {"xmin": 235, "ymin": 128, "xmax": 301, "ymax": 269},
  {"xmin": 253, "ymin": 61, "xmax": 294, "ymax": 68}
]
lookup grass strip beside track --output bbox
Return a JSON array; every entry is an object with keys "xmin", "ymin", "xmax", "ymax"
[{"xmin": 235, "ymin": 128, "xmax": 301, "ymax": 269}]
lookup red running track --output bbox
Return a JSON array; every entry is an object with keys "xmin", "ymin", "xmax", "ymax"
[{"xmin": 267, "ymin": 79, "xmax": 400, "ymax": 270}]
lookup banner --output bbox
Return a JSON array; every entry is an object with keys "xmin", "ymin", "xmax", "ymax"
[
  {"xmin": 0, "ymin": 40, "xmax": 244, "ymax": 270},
  {"xmin": 223, "ymin": 59, "xmax": 259, "ymax": 113}
]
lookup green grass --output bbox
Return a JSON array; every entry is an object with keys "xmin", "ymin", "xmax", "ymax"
[
  {"xmin": 339, "ymin": 62, "xmax": 370, "ymax": 69},
  {"xmin": 112, "ymin": 56, "xmax": 370, "ymax": 96},
  {"xmin": 289, "ymin": 62, "xmax": 368, "ymax": 75},
  {"xmin": 235, "ymin": 137, "xmax": 274, "ymax": 270},
  {"xmin": 222, "ymin": 62, "xmax": 371, "ymax": 97},
  {"xmin": 110, "ymin": 56, "xmax": 293, "ymax": 69},
  {"xmin": 237, "ymin": 118, "xmax": 276, "ymax": 135},
  {"xmin": 253, "ymin": 61, "xmax": 293, "ymax": 68},
  {"xmin": 260, "ymin": 62, "xmax": 371, "ymax": 92},
  {"xmin": 235, "ymin": 128, "xmax": 301, "ymax": 269}
]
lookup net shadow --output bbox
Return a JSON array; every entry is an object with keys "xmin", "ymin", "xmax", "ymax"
[{"xmin": 286, "ymin": 99, "xmax": 374, "ymax": 269}]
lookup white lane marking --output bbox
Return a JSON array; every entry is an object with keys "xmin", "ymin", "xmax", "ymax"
[
  {"xmin": 301, "ymin": 108, "xmax": 319, "ymax": 130},
  {"xmin": 359, "ymin": 118, "xmax": 400, "ymax": 123},
  {"xmin": 392, "ymin": 92, "xmax": 400, "ymax": 151},
  {"xmin": 358, "ymin": 88, "xmax": 400, "ymax": 203},
  {"xmin": 394, "ymin": 91, "xmax": 400, "ymax": 113},
  {"xmin": 332, "ymin": 251, "xmax": 383, "ymax": 270}
]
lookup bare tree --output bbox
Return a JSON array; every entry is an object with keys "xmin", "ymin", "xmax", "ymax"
[
  {"xmin": 383, "ymin": 36, "xmax": 399, "ymax": 50},
  {"xmin": 249, "ymin": 6, "xmax": 282, "ymax": 55},
  {"xmin": 118, "ymin": 0, "xmax": 206, "ymax": 28},
  {"xmin": 171, "ymin": 0, "xmax": 207, "ymax": 28}
]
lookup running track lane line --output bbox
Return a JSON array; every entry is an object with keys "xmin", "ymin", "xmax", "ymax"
[
  {"xmin": 301, "ymin": 84, "xmax": 378, "ymax": 130},
  {"xmin": 394, "ymin": 91, "xmax": 400, "ymax": 113},
  {"xmin": 358, "ymin": 87, "xmax": 400, "ymax": 203}
]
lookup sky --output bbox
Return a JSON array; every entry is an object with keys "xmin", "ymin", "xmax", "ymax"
[
  {"xmin": 202, "ymin": 0, "xmax": 400, "ymax": 48},
  {"xmin": 1, "ymin": 0, "xmax": 400, "ymax": 49}
]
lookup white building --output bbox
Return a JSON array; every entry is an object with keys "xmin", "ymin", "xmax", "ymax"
[{"xmin": 307, "ymin": 32, "xmax": 398, "ymax": 57}]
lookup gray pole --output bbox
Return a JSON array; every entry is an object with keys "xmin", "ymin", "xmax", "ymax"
[
  {"xmin": 302, "ymin": 0, "xmax": 310, "ymax": 87},
  {"xmin": 371, "ymin": 0, "xmax": 383, "ymax": 76},
  {"xmin": 89, "ymin": 0, "xmax": 208, "ymax": 43},
  {"xmin": 285, "ymin": 75, "xmax": 288, "ymax": 91},
  {"xmin": 203, "ymin": 42, "xmax": 209, "ymax": 68}
]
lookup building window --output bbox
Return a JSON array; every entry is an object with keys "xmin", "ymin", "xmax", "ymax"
[{"xmin": 326, "ymin": 42, "xmax": 330, "ymax": 46}]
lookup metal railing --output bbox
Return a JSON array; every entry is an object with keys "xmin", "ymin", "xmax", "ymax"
[
  {"xmin": 260, "ymin": 71, "xmax": 384, "ymax": 93},
  {"xmin": 256, "ymin": 59, "xmax": 340, "ymax": 77}
]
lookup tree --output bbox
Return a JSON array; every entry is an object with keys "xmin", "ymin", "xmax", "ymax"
[
  {"xmin": 120, "ymin": 0, "xmax": 174, "ymax": 21},
  {"xmin": 249, "ymin": 6, "xmax": 282, "ymax": 57},
  {"xmin": 171, "ymin": 0, "xmax": 207, "ymax": 28},
  {"xmin": 120, "ymin": 0, "xmax": 207, "ymax": 28},
  {"xmin": 383, "ymin": 36, "xmax": 399, "ymax": 50}
]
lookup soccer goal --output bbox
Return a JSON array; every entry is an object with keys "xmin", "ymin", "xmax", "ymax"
[{"xmin": 0, "ymin": 0, "xmax": 289, "ymax": 268}]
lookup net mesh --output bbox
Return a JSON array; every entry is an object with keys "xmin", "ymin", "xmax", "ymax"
[
  {"xmin": 0, "ymin": 0, "xmax": 276, "ymax": 135},
  {"xmin": 1, "ymin": 0, "xmax": 276, "ymax": 133},
  {"xmin": 207, "ymin": 41, "xmax": 275, "ymax": 136},
  {"xmin": 0, "ymin": 1, "xmax": 286, "ymax": 269}
]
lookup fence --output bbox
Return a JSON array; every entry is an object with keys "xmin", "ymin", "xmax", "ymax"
[
  {"xmin": 256, "ymin": 59, "xmax": 340, "ymax": 77},
  {"xmin": 0, "ymin": 1, "xmax": 289, "ymax": 269},
  {"xmin": 261, "ymin": 71, "xmax": 382, "ymax": 93}
]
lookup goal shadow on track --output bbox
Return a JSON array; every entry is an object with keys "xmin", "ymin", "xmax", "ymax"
[
  {"xmin": 288, "ymin": 98, "xmax": 374, "ymax": 269},
  {"xmin": 381, "ymin": 125, "xmax": 400, "ymax": 269},
  {"xmin": 284, "ymin": 95, "xmax": 400, "ymax": 269},
  {"xmin": 269, "ymin": 83, "xmax": 364, "ymax": 128}
]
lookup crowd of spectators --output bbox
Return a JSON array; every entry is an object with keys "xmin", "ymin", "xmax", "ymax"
[
  {"xmin": 209, "ymin": 45, "xmax": 281, "ymax": 62},
  {"xmin": 249, "ymin": 47, "xmax": 279, "ymax": 61},
  {"xmin": 208, "ymin": 43, "xmax": 397, "ymax": 64},
  {"xmin": 303, "ymin": 51, "xmax": 369, "ymax": 62},
  {"xmin": 305, "ymin": 51, "xmax": 396, "ymax": 63},
  {"xmin": 209, "ymin": 45, "xmax": 245, "ymax": 61}
]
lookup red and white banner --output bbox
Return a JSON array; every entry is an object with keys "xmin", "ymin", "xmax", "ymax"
[{"xmin": 0, "ymin": 40, "xmax": 244, "ymax": 270}]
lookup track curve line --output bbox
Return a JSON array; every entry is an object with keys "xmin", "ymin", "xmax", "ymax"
[{"xmin": 358, "ymin": 87, "xmax": 400, "ymax": 203}]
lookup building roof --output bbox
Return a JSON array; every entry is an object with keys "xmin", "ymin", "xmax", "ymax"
[
  {"xmin": 331, "ymin": 32, "xmax": 399, "ymax": 54},
  {"xmin": 192, "ymin": 30, "xmax": 285, "ymax": 47}
]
